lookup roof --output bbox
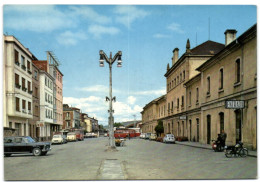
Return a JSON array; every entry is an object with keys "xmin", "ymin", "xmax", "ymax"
[
  {"xmin": 142, "ymin": 94, "xmax": 166, "ymax": 110},
  {"xmin": 197, "ymin": 24, "xmax": 256, "ymax": 72},
  {"xmin": 165, "ymin": 40, "xmax": 224, "ymax": 77},
  {"xmin": 189, "ymin": 40, "xmax": 225, "ymax": 55},
  {"xmin": 121, "ymin": 120, "xmax": 142, "ymax": 127}
]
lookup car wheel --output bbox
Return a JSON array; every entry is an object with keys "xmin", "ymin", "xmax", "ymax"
[
  {"xmin": 32, "ymin": 148, "xmax": 42, "ymax": 156},
  {"xmin": 4, "ymin": 154, "xmax": 11, "ymax": 157}
]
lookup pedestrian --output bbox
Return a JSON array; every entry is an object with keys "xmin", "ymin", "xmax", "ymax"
[{"xmin": 221, "ymin": 129, "xmax": 227, "ymax": 148}]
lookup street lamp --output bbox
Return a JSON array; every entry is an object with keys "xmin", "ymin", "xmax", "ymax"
[{"xmin": 99, "ymin": 50, "xmax": 122, "ymax": 149}]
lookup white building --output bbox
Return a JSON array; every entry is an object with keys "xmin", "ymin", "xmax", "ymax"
[{"xmin": 4, "ymin": 35, "xmax": 33, "ymax": 136}]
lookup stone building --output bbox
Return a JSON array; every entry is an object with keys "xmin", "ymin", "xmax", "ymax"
[
  {"xmin": 4, "ymin": 35, "xmax": 33, "ymax": 136},
  {"xmin": 63, "ymin": 104, "xmax": 81, "ymax": 129},
  {"xmin": 196, "ymin": 24, "xmax": 257, "ymax": 149}
]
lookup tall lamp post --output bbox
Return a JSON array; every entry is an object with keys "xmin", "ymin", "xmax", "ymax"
[{"xmin": 99, "ymin": 50, "xmax": 122, "ymax": 148}]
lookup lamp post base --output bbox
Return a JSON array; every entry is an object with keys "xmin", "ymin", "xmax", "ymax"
[{"xmin": 105, "ymin": 146, "xmax": 118, "ymax": 152}]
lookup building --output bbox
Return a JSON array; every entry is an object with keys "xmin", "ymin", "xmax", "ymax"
[
  {"xmin": 196, "ymin": 24, "xmax": 257, "ymax": 149},
  {"xmin": 33, "ymin": 60, "xmax": 54, "ymax": 141},
  {"xmin": 141, "ymin": 95, "xmax": 166, "ymax": 134},
  {"xmin": 63, "ymin": 104, "xmax": 81, "ymax": 129},
  {"xmin": 48, "ymin": 51, "xmax": 63, "ymax": 132},
  {"xmin": 4, "ymin": 35, "xmax": 33, "ymax": 136},
  {"xmin": 31, "ymin": 62, "xmax": 40, "ymax": 138}
]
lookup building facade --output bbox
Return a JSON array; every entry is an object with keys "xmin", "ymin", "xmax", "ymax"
[
  {"xmin": 4, "ymin": 35, "xmax": 33, "ymax": 136},
  {"xmin": 63, "ymin": 105, "xmax": 81, "ymax": 129}
]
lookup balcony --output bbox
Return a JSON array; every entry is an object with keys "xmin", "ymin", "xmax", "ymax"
[
  {"xmin": 15, "ymin": 61, "xmax": 20, "ymax": 66},
  {"xmin": 65, "ymin": 117, "xmax": 71, "ymax": 120},
  {"xmin": 22, "ymin": 87, "xmax": 27, "ymax": 92},
  {"xmin": 27, "ymin": 70, "xmax": 32, "ymax": 75},
  {"xmin": 28, "ymin": 90, "xmax": 33, "ymax": 94},
  {"xmin": 15, "ymin": 83, "xmax": 21, "ymax": 89},
  {"xmin": 22, "ymin": 109, "xmax": 27, "ymax": 114},
  {"xmin": 21, "ymin": 65, "xmax": 26, "ymax": 71}
]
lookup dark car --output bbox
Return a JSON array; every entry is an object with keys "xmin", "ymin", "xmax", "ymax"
[{"xmin": 4, "ymin": 136, "xmax": 51, "ymax": 157}]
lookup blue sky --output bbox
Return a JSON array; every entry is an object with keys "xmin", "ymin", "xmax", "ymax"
[{"xmin": 3, "ymin": 5, "xmax": 256, "ymax": 126}]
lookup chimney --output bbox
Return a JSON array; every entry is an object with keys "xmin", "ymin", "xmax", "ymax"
[
  {"xmin": 224, "ymin": 29, "xmax": 237, "ymax": 46},
  {"xmin": 186, "ymin": 39, "xmax": 191, "ymax": 53},
  {"xmin": 172, "ymin": 48, "xmax": 179, "ymax": 65}
]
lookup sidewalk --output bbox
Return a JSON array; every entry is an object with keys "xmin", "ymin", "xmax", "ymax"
[{"xmin": 175, "ymin": 141, "xmax": 257, "ymax": 157}]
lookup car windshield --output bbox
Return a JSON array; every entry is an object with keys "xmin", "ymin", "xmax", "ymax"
[
  {"xmin": 26, "ymin": 137, "xmax": 36, "ymax": 143},
  {"xmin": 68, "ymin": 133, "xmax": 75, "ymax": 136},
  {"xmin": 53, "ymin": 135, "xmax": 62, "ymax": 138},
  {"xmin": 167, "ymin": 135, "xmax": 174, "ymax": 137}
]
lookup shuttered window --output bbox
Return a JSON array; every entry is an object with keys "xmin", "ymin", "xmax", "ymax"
[{"xmin": 16, "ymin": 97, "xmax": 20, "ymax": 111}]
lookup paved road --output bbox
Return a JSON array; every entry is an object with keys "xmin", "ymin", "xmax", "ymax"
[{"xmin": 4, "ymin": 137, "xmax": 257, "ymax": 180}]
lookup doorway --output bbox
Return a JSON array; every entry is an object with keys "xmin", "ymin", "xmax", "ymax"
[
  {"xmin": 196, "ymin": 119, "xmax": 199, "ymax": 142},
  {"xmin": 235, "ymin": 109, "xmax": 242, "ymax": 143},
  {"xmin": 189, "ymin": 120, "xmax": 192, "ymax": 141},
  {"xmin": 207, "ymin": 115, "xmax": 211, "ymax": 144}
]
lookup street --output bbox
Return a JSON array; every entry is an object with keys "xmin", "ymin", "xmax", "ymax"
[{"xmin": 4, "ymin": 137, "xmax": 257, "ymax": 180}]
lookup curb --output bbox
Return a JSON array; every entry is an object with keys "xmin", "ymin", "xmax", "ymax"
[{"xmin": 176, "ymin": 142, "xmax": 257, "ymax": 158}]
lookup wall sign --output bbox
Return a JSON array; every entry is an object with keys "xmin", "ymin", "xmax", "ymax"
[
  {"xmin": 180, "ymin": 116, "xmax": 186, "ymax": 120},
  {"xmin": 225, "ymin": 100, "xmax": 245, "ymax": 109}
]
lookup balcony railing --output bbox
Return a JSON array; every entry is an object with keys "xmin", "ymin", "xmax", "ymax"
[
  {"xmin": 21, "ymin": 65, "xmax": 26, "ymax": 71},
  {"xmin": 22, "ymin": 87, "xmax": 27, "ymax": 92},
  {"xmin": 28, "ymin": 90, "xmax": 33, "ymax": 94},
  {"xmin": 27, "ymin": 70, "xmax": 32, "ymax": 74},
  {"xmin": 65, "ymin": 117, "xmax": 71, "ymax": 120},
  {"xmin": 15, "ymin": 83, "xmax": 21, "ymax": 89}
]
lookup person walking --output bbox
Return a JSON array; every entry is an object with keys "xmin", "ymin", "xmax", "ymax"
[{"xmin": 221, "ymin": 129, "xmax": 227, "ymax": 148}]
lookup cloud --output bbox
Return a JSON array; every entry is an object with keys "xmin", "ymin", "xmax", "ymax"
[
  {"xmin": 88, "ymin": 25, "xmax": 120, "ymax": 38},
  {"xmin": 127, "ymin": 96, "xmax": 136, "ymax": 105},
  {"xmin": 153, "ymin": 33, "xmax": 171, "ymax": 38},
  {"xmin": 57, "ymin": 30, "xmax": 87, "ymax": 45},
  {"xmin": 69, "ymin": 6, "xmax": 111, "ymax": 24},
  {"xmin": 4, "ymin": 5, "xmax": 75, "ymax": 32},
  {"xmin": 76, "ymin": 85, "xmax": 122, "ymax": 94},
  {"xmin": 114, "ymin": 5, "xmax": 149, "ymax": 28},
  {"xmin": 167, "ymin": 23, "xmax": 185, "ymax": 34}
]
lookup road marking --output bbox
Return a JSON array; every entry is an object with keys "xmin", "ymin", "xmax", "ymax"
[{"xmin": 98, "ymin": 159, "xmax": 125, "ymax": 180}]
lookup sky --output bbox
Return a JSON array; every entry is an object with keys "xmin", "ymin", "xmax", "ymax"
[{"xmin": 2, "ymin": 4, "xmax": 257, "ymax": 126}]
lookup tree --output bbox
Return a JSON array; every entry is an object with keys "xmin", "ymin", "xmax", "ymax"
[
  {"xmin": 114, "ymin": 122, "xmax": 123, "ymax": 128},
  {"xmin": 155, "ymin": 120, "xmax": 164, "ymax": 137}
]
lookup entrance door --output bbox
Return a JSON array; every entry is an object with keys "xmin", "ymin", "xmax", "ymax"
[
  {"xmin": 182, "ymin": 121, "xmax": 184, "ymax": 136},
  {"xmin": 189, "ymin": 120, "xmax": 192, "ymax": 141},
  {"xmin": 235, "ymin": 110, "xmax": 242, "ymax": 143},
  {"xmin": 196, "ymin": 119, "xmax": 199, "ymax": 142},
  {"xmin": 207, "ymin": 115, "xmax": 211, "ymax": 144}
]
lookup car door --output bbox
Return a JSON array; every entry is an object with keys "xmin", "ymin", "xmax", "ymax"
[{"xmin": 13, "ymin": 137, "xmax": 26, "ymax": 152}]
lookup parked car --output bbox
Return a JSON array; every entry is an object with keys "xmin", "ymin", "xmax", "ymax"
[
  {"xmin": 52, "ymin": 135, "xmax": 65, "ymax": 144},
  {"xmin": 4, "ymin": 136, "xmax": 51, "ymax": 157},
  {"xmin": 104, "ymin": 133, "xmax": 108, "ymax": 137},
  {"xmin": 67, "ymin": 132, "xmax": 77, "ymax": 142},
  {"xmin": 145, "ymin": 133, "xmax": 151, "ymax": 140},
  {"xmin": 163, "ymin": 134, "xmax": 176, "ymax": 144},
  {"xmin": 140, "ymin": 133, "xmax": 145, "ymax": 139},
  {"xmin": 75, "ymin": 130, "xmax": 84, "ymax": 141},
  {"xmin": 149, "ymin": 133, "xmax": 157, "ymax": 141}
]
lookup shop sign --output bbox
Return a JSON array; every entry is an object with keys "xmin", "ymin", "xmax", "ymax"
[
  {"xmin": 225, "ymin": 100, "xmax": 245, "ymax": 109},
  {"xmin": 180, "ymin": 116, "xmax": 186, "ymax": 120}
]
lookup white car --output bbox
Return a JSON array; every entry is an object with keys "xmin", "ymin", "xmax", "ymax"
[
  {"xmin": 140, "ymin": 133, "xmax": 145, "ymax": 139},
  {"xmin": 163, "ymin": 134, "xmax": 176, "ymax": 144},
  {"xmin": 52, "ymin": 135, "xmax": 65, "ymax": 144}
]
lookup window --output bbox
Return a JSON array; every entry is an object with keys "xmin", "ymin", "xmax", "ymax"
[
  {"xmin": 15, "ymin": 50, "xmax": 19, "ymax": 65},
  {"xmin": 207, "ymin": 76, "xmax": 210, "ymax": 95},
  {"xmin": 174, "ymin": 78, "xmax": 176, "ymax": 86},
  {"xmin": 183, "ymin": 70, "xmax": 185, "ymax": 80},
  {"xmin": 219, "ymin": 68, "xmax": 224, "ymax": 90},
  {"xmin": 28, "ymin": 81, "xmax": 31, "ymax": 92},
  {"xmin": 45, "ymin": 93, "xmax": 47, "ymax": 102},
  {"xmin": 189, "ymin": 91, "xmax": 191, "ymax": 106},
  {"xmin": 45, "ymin": 77, "xmax": 47, "ymax": 86},
  {"xmin": 236, "ymin": 59, "xmax": 241, "ymax": 83},
  {"xmin": 177, "ymin": 98, "xmax": 179, "ymax": 108},
  {"xmin": 16, "ymin": 97, "xmax": 20, "ymax": 111},
  {"xmin": 168, "ymin": 103, "xmax": 170, "ymax": 113},
  {"xmin": 22, "ymin": 99, "xmax": 26, "ymax": 112},
  {"xmin": 15, "ymin": 74, "xmax": 20, "ymax": 88},
  {"xmin": 196, "ymin": 88, "xmax": 199, "ymax": 103},
  {"xmin": 21, "ymin": 56, "xmax": 26, "ymax": 70},
  {"xmin": 171, "ymin": 101, "xmax": 173, "ymax": 112},
  {"xmin": 35, "ymin": 87, "xmax": 38, "ymax": 97},
  {"xmin": 177, "ymin": 76, "xmax": 179, "ymax": 84},
  {"xmin": 181, "ymin": 96, "xmax": 184, "ymax": 107},
  {"xmin": 219, "ymin": 112, "xmax": 224, "ymax": 133},
  {"xmin": 180, "ymin": 73, "xmax": 182, "ymax": 82},
  {"xmin": 46, "ymin": 110, "xmax": 48, "ymax": 118},
  {"xmin": 28, "ymin": 102, "xmax": 31, "ymax": 113},
  {"xmin": 22, "ymin": 78, "xmax": 26, "ymax": 91},
  {"xmin": 34, "ymin": 71, "xmax": 38, "ymax": 80},
  {"xmin": 27, "ymin": 60, "xmax": 31, "ymax": 70}
]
